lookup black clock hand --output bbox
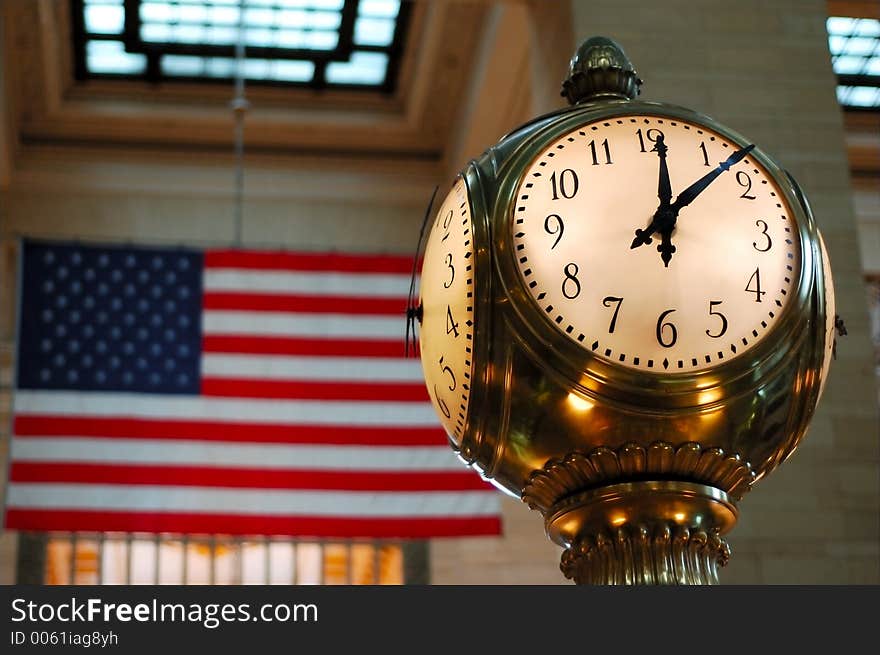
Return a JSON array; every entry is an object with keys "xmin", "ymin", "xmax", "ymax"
[
  {"xmin": 656, "ymin": 135, "xmax": 672, "ymax": 206},
  {"xmin": 657, "ymin": 226, "xmax": 676, "ymax": 268},
  {"xmin": 671, "ymin": 143, "xmax": 755, "ymax": 211},
  {"xmin": 404, "ymin": 185, "xmax": 438, "ymax": 358},
  {"xmin": 630, "ymin": 135, "xmax": 672, "ymax": 249}
]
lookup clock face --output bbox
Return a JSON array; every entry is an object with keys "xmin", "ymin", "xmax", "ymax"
[
  {"xmin": 419, "ymin": 177, "xmax": 476, "ymax": 444},
  {"xmin": 512, "ymin": 114, "xmax": 802, "ymax": 373}
]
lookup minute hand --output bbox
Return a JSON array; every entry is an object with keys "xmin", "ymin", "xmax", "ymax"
[{"xmin": 671, "ymin": 144, "xmax": 755, "ymax": 211}]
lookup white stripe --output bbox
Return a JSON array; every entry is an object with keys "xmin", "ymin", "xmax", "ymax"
[
  {"xmin": 204, "ymin": 269, "xmax": 410, "ymax": 298},
  {"xmin": 202, "ymin": 353, "xmax": 424, "ymax": 382},
  {"xmin": 14, "ymin": 391, "xmax": 438, "ymax": 426},
  {"xmin": 203, "ymin": 310, "xmax": 403, "ymax": 339},
  {"xmin": 11, "ymin": 438, "xmax": 463, "ymax": 471},
  {"xmin": 6, "ymin": 484, "xmax": 499, "ymax": 518}
]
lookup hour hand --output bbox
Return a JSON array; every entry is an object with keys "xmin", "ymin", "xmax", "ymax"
[
  {"xmin": 631, "ymin": 218, "xmax": 658, "ymax": 248},
  {"xmin": 654, "ymin": 135, "xmax": 672, "ymax": 206},
  {"xmin": 657, "ymin": 229, "xmax": 676, "ymax": 267}
]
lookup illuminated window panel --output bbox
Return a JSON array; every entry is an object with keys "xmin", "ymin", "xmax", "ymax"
[
  {"xmin": 72, "ymin": 0, "xmax": 411, "ymax": 92},
  {"xmin": 827, "ymin": 16, "xmax": 880, "ymax": 109},
  {"xmin": 43, "ymin": 534, "xmax": 417, "ymax": 585}
]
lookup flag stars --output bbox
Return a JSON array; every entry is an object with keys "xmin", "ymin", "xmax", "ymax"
[{"xmin": 20, "ymin": 243, "xmax": 202, "ymax": 394}]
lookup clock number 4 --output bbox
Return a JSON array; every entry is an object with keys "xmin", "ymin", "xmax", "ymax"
[
  {"xmin": 446, "ymin": 305, "xmax": 460, "ymax": 337},
  {"xmin": 745, "ymin": 268, "xmax": 766, "ymax": 302},
  {"xmin": 550, "ymin": 169, "xmax": 579, "ymax": 200}
]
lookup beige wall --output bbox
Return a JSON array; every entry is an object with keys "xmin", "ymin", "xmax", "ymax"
[{"xmin": 1, "ymin": 0, "xmax": 878, "ymax": 585}]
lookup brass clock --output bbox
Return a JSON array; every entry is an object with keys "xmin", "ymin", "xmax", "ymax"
[{"xmin": 414, "ymin": 37, "xmax": 836, "ymax": 584}]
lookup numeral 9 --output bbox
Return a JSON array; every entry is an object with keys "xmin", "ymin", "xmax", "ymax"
[{"xmin": 544, "ymin": 214, "xmax": 564, "ymax": 249}]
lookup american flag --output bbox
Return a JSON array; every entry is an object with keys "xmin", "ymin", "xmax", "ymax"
[{"xmin": 4, "ymin": 239, "xmax": 501, "ymax": 538}]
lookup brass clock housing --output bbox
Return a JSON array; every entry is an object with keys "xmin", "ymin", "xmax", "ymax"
[{"xmin": 416, "ymin": 37, "xmax": 835, "ymax": 584}]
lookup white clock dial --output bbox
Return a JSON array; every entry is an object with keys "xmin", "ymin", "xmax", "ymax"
[
  {"xmin": 419, "ymin": 177, "xmax": 476, "ymax": 444},
  {"xmin": 513, "ymin": 115, "xmax": 801, "ymax": 372}
]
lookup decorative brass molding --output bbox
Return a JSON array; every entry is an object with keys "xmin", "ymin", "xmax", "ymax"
[
  {"xmin": 522, "ymin": 441, "xmax": 756, "ymax": 513},
  {"xmin": 560, "ymin": 523, "xmax": 731, "ymax": 585}
]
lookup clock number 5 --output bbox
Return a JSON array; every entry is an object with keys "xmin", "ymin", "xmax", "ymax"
[
  {"xmin": 443, "ymin": 253, "xmax": 455, "ymax": 288},
  {"xmin": 705, "ymin": 300, "xmax": 728, "ymax": 338},
  {"xmin": 602, "ymin": 296, "xmax": 623, "ymax": 333},
  {"xmin": 656, "ymin": 309, "xmax": 678, "ymax": 348},
  {"xmin": 438, "ymin": 356, "xmax": 456, "ymax": 391}
]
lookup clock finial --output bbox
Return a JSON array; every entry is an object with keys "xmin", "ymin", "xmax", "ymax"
[{"xmin": 561, "ymin": 36, "xmax": 642, "ymax": 105}]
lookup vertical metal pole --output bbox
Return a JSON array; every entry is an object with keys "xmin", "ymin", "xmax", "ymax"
[{"xmin": 232, "ymin": 0, "xmax": 248, "ymax": 246}]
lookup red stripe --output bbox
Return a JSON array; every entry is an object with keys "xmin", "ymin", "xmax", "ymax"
[
  {"xmin": 13, "ymin": 415, "xmax": 446, "ymax": 446},
  {"xmin": 202, "ymin": 335, "xmax": 414, "ymax": 358},
  {"xmin": 203, "ymin": 292, "xmax": 406, "ymax": 315},
  {"xmin": 10, "ymin": 462, "xmax": 492, "ymax": 492},
  {"xmin": 201, "ymin": 377, "xmax": 429, "ymax": 402},
  {"xmin": 205, "ymin": 250, "xmax": 415, "ymax": 275},
  {"xmin": 4, "ymin": 509, "xmax": 501, "ymax": 538}
]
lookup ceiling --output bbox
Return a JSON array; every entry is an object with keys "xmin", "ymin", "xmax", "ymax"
[{"xmin": 0, "ymin": 0, "xmax": 495, "ymax": 182}]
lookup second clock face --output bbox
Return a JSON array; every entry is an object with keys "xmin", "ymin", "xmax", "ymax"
[
  {"xmin": 512, "ymin": 114, "xmax": 802, "ymax": 373},
  {"xmin": 419, "ymin": 177, "xmax": 476, "ymax": 444}
]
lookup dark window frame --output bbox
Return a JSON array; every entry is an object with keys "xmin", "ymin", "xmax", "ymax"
[{"xmin": 70, "ymin": 0, "xmax": 413, "ymax": 94}]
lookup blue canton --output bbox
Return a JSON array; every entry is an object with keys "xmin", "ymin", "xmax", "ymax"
[{"xmin": 17, "ymin": 240, "xmax": 203, "ymax": 394}]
